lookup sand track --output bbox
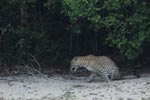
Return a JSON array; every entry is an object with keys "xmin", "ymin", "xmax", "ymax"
[{"xmin": 0, "ymin": 74, "xmax": 150, "ymax": 100}]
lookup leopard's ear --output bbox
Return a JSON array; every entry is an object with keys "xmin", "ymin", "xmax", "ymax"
[{"xmin": 73, "ymin": 56, "xmax": 78, "ymax": 61}]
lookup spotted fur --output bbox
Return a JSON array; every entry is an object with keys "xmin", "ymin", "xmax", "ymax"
[{"xmin": 70, "ymin": 55, "xmax": 121, "ymax": 82}]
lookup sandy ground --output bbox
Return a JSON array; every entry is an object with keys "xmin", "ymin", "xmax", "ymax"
[{"xmin": 0, "ymin": 74, "xmax": 150, "ymax": 100}]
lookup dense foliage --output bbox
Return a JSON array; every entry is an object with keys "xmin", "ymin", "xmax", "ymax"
[
  {"xmin": 0, "ymin": 0, "xmax": 150, "ymax": 69},
  {"xmin": 62, "ymin": 0, "xmax": 150, "ymax": 60}
]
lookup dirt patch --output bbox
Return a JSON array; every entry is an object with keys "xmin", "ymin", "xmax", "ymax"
[{"xmin": 0, "ymin": 74, "xmax": 150, "ymax": 100}]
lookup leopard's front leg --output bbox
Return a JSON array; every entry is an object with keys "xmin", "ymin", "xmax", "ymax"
[
  {"xmin": 87, "ymin": 72, "xmax": 97, "ymax": 82},
  {"xmin": 101, "ymin": 73, "xmax": 110, "ymax": 83}
]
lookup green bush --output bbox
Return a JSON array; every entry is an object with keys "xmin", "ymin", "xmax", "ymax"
[
  {"xmin": 0, "ymin": 0, "xmax": 150, "ymax": 69},
  {"xmin": 62, "ymin": 0, "xmax": 150, "ymax": 60}
]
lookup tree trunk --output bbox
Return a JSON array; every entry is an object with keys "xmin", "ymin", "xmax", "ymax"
[{"xmin": 20, "ymin": 4, "xmax": 28, "ymax": 26}]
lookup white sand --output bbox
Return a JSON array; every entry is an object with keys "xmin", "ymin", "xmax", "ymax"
[{"xmin": 0, "ymin": 74, "xmax": 150, "ymax": 100}]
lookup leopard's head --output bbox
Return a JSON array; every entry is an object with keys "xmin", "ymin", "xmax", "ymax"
[
  {"xmin": 70, "ymin": 56, "xmax": 89, "ymax": 73},
  {"xmin": 70, "ymin": 56, "xmax": 80, "ymax": 73}
]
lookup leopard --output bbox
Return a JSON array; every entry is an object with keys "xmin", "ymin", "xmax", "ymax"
[{"xmin": 70, "ymin": 55, "xmax": 121, "ymax": 82}]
